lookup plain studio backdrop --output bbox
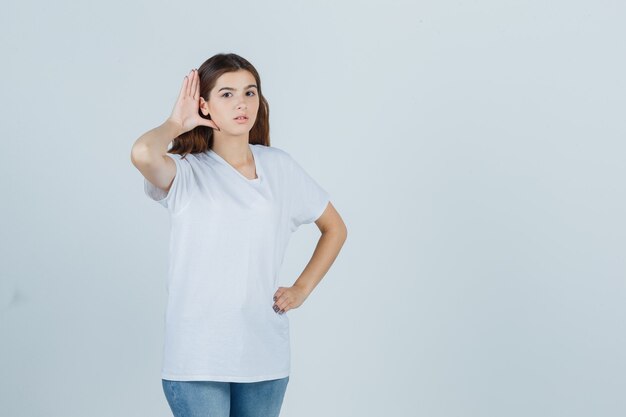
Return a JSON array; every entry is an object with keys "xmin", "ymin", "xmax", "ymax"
[{"xmin": 1, "ymin": 1, "xmax": 624, "ymax": 416}]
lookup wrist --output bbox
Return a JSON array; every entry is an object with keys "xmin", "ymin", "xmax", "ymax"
[
  {"xmin": 293, "ymin": 281, "xmax": 313, "ymax": 297},
  {"xmin": 164, "ymin": 118, "xmax": 185, "ymax": 136}
]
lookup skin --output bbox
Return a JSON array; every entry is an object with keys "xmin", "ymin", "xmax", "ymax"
[
  {"xmin": 273, "ymin": 206, "xmax": 347, "ymax": 315},
  {"xmin": 197, "ymin": 69, "xmax": 348, "ymax": 315},
  {"xmin": 199, "ymin": 70, "xmax": 260, "ymax": 176}
]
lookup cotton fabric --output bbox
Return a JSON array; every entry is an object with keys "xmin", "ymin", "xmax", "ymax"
[{"xmin": 144, "ymin": 143, "xmax": 330, "ymax": 382}]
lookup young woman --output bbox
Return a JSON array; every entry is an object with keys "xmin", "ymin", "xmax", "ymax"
[{"xmin": 130, "ymin": 53, "xmax": 347, "ymax": 417}]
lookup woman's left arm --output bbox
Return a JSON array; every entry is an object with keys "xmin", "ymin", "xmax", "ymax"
[{"xmin": 272, "ymin": 202, "xmax": 347, "ymax": 314}]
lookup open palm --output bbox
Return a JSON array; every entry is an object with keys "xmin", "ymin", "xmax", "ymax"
[{"xmin": 169, "ymin": 69, "xmax": 219, "ymax": 133}]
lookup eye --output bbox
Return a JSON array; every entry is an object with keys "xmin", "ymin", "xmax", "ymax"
[{"xmin": 221, "ymin": 91, "xmax": 257, "ymax": 98}]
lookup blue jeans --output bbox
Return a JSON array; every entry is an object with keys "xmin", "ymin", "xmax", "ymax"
[{"xmin": 162, "ymin": 376, "xmax": 289, "ymax": 417}]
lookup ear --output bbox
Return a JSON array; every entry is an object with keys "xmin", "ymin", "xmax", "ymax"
[{"xmin": 199, "ymin": 97, "xmax": 210, "ymax": 116}]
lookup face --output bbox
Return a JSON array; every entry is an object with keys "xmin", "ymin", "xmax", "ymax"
[{"xmin": 200, "ymin": 70, "xmax": 260, "ymax": 135}]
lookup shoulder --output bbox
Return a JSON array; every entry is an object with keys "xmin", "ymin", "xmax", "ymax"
[
  {"xmin": 166, "ymin": 151, "xmax": 202, "ymax": 161},
  {"xmin": 252, "ymin": 143, "xmax": 290, "ymax": 157},
  {"xmin": 252, "ymin": 144, "xmax": 294, "ymax": 167},
  {"xmin": 165, "ymin": 152, "xmax": 205, "ymax": 172}
]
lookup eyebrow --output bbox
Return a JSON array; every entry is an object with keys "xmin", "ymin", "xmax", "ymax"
[{"xmin": 217, "ymin": 84, "xmax": 258, "ymax": 92}]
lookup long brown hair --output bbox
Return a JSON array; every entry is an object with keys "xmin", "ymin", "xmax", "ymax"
[{"xmin": 169, "ymin": 53, "xmax": 270, "ymax": 157}]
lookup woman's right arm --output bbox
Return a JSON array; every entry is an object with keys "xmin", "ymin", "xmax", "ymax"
[
  {"xmin": 130, "ymin": 118, "xmax": 185, "ymax": 193},
  {"xmin": 129, "ymin": 68, "xmax": 219, "ymax": 193}
]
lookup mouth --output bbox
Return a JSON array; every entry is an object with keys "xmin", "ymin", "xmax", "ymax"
[{"xmin": 234, "ymin": 115, "xmax": 248, "ymax": 121}]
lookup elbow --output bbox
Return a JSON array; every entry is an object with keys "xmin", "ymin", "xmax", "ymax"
[
  {"xmin": 130, "ymin": 144, "xmax": 145, "ymax": 167},
  {"xmin": 327, "ymin": 223, "xmax": 347, "ymax": 243},
  {"xmin": 340, "ymin": 224, "xmax": 348, "ymax": 242},
  {"xmin": 130, "ymin": 143, "xmax": 157, "ymax": 168}
]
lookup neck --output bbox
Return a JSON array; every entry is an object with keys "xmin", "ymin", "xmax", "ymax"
[{"xmin": 211, "ymin": 136, "xmax": 252, "ymax": 165}]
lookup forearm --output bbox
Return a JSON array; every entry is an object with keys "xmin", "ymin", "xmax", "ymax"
[
  {"xmin": 130, "ymin": 118, "xmax": 185, "ymax": 162},
  {"xmin": 293, "ymin": 228, "xmax": 347, "ymax": 297}
]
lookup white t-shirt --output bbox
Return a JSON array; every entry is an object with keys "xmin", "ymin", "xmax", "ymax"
[{"xmin": 144, "ymin": 143, "xmax": 330, "ymax": 382}]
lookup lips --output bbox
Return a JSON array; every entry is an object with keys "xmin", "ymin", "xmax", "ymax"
[{"xmin": 234, "ymin": 115, "xmax": 248, "ymax": 120}]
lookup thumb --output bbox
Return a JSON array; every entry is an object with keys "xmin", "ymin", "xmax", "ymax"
[{"xmin": 198, "ymin": 117, "xmax": 220, "ymax": 131}]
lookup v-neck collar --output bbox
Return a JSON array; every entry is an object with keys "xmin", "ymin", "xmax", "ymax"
[{"xmin": 206, "ymin": 143, "xmax": 263, "ymax": 184}]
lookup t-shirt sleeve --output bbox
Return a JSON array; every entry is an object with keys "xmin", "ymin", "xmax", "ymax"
[
  {"xmin": 287, "ymin": 154, "xmax": 331, "ymax": 231},
  {"xmin": 143, "ymin": 153, "xmax": 197, "ymax": 215}
]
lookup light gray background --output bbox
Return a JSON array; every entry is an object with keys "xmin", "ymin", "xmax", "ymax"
[{"xmin": 1, "ymin": 1, "xmax": 624, "ymax": 416}]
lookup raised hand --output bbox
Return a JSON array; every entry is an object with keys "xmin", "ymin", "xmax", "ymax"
[{"xmin": 168, "ymin": 69, "xmax": 220, "ymax": 134}]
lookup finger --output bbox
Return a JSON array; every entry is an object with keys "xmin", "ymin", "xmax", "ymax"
[
  {"xmin": 178, "ymin": 75, "xmax": 189, "ymax": 100},
  {"xmin": 273, "ymin": 302, "xmax": 288, "ymax": 314},
  {"xmin": 273, "ymin": 294, "xmax": 286, "ymax": 311},
  {"xmin": 274, "ymin": 292, "xmax": 286, "ymax": 305},
  {"xmin": 274, "ymin": 287, "xmax": 284, "ymax": 301},
  {"xmin": 276, "ymin": 302, "xmax": 289, "ymax": 314},
  {"xmin": 274, "ymin": 295, "xmax": 289, "ymax": 311},
  {"xmin": 191, "ymin": 69, "xmax": 198, "ymax": 98},
  {"xmin": 185, "ymin": 69, "xmax": 193, "ymax": 97},
  {"xmin": 198, "ymin": 117, "xmax": 220, "ymax": 131},
  {"xmin": 195, "ymin": 71, "xmax": 201, "ymax": 97}
]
